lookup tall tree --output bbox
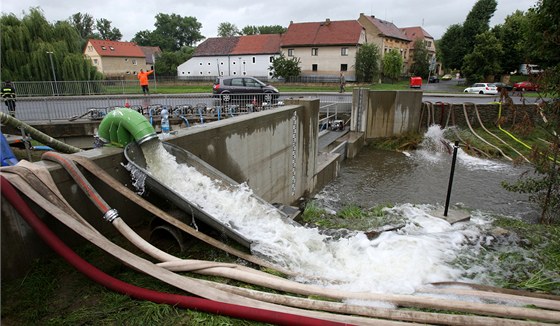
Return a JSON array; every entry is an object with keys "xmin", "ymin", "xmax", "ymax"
[
  {"xmin": 410, "ymin": 39, "xmax": 429, "ymax": 78},
  {"xmin": 241, "ymin": 25, "xmax": 259, "ymax": 35},
  {"xmin": 1, "ymin": 7, "xmax": 101, "ymax": 81},
  {"xmin": 382, "ymin": 49, "xmax": 403, "ymax": 83},
  {"xmin": 492, "ymin": 10, "xmax": 530, "ymax": 75},
  {"xmin": 95, "ymin": 18, "xmax": 122, "ymax": 41},
  {"xmin": 70, "ymin": 12, "xmax": 94, "ymax": 40},
  {"xmin": 133, "ymin": 14, "xmax": 203, "ymax": 51},
  {"xmin": 462, "ymin": 0, "xmax": 497, "ymax": 51},
  {"xmin": 461, "ymin": 31, "xmax": 503, "ymax": 83},
  {"xmin": 355, "ymin": 43, "xmax": 381, "ymax": 83},
  {"xmin": 217, "ymin": 22, "xmax": 239, "ymax": 37},
  {"xmin": 439, "ymin": 24, "xmax": 466, "ymax": 71},
  {"xmin": 502, "ymin": 0, "xmax": 560, "ymax": 224}
]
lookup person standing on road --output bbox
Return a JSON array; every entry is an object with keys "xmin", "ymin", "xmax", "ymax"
[
  {"xmin": 2, "ymin": 80, "xmax": 16, "ymax": 117},
  {"xmin": 138, "ymin": 66, "xmax": 154, "ymax": 95},
  {"xmin": 339, "ymin": 72, "xmax": 346, "ymax": 93}
]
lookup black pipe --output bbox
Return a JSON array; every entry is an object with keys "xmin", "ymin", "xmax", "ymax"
[{"xmin": 444, "ymin": 141, "xmax": 460, "ymax": 217}]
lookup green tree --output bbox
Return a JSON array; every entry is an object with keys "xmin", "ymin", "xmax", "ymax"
[
  {"xmin": 269, "ymin": 53, "xmax": 301, "ymax": 80},
  {"xmin": 410, "ymin": 39, "xmax": 429, "ymax": 78},
  {"xmin": 439, "ymin": 24, "xmax": 466, "ymax": 71},
  {"xmin": 217, "ymin": 22, "xmax": 239, "ymax": 37},
  {"xmin": 492, "ymin": 10, "xmax": 530, "ymax": 75},
  {"xmin": 355, "ymin": 43, "xmax": 380, "ymax": 83},
  {"xmin": 462, "ymin": 31, "xmax": 503, "ymax": 83},
  {"xmin": 132, "ymin": 13, "xmax": 203, "ymax": 51},
  {"xmin": 69, "ymin": 12, "xmax": 94, "ymax": 40},
  {"xmin": 502, "ymin": 0, "xmax": 560, "ymax": 224},
  {"xmin": 0, "ymin": 7, "xmax": 101, "ymax": 82},
  {"xmin": 95, "ymin": 18, "xmax": 122, "ymax": 41},
  {"xmin": 382, "ymin": 49, "xmax": 403, "ymax": 83},
  {"xmin": 462, "ymin": 0, "xmax": 497, "ymax": 51},
  {"xmin": 240, "ymin": 25, "xmax": 286, "ymax": 35},
  {"xmin": 155, "ymin": 47, "xmax": 194, "ymax": 76}
]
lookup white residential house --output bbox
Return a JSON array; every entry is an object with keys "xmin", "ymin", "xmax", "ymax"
[
  {"xmin": 280, "ymin": 19, "xmax": 366, "ymax": 81},
  {"xmin": 177, "ymin": 34, "xmax": 282, "ymax": 80}
]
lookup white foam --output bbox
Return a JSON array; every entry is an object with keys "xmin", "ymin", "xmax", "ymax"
[{"xmin": 139, "ymin": 141, "xmax": 496, "ymax": 295}]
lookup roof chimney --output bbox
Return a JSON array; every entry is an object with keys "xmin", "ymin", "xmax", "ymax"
[{"xmin": 325, "ymin": 18, "xmax": 331, "ymax": 25}]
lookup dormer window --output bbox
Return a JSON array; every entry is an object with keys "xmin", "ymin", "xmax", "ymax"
[
  {"xmin": 109, "ymin": 46, "xmax": 115, "ymax": 51},
  {"xmin": 101, "ymin": 46, "xmax": 106, "ymax": 50}
]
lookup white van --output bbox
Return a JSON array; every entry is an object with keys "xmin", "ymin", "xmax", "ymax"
[{"xmin": 519, "ymin": 64, "xmax": 542, "ymax": 75}]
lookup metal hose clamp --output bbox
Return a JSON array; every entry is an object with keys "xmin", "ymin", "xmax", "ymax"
[{"xmin": 103, "ymin": 208, "xmax": 119, "ymax": 223}]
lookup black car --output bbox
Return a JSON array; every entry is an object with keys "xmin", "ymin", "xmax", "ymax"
[
  {"xmin": 428, "ymin": 75, "xmax": 439, "ymax": 83},
  {"xmin": 493, "ymin": 82, "xmax": 513, "ymax": 91},
  {"xmin": 212, "ymin": 76, "xmax": 279, "ymax": 105}
]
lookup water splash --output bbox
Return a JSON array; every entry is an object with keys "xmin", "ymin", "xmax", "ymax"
[{"xmin": 137, "ymin": 140, "xmax": 498, "ymax": 295}]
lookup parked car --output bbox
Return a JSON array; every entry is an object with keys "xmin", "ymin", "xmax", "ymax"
[
  {"xmin": 212, "ymin": 76, "xmax": 279, "ymax": 105},
  {"xmin": 441, "ymin": 74, "xmax": 453, "ymax": 80},
  {"xmin": 428, "ymin": 75, "xmax": 439, "ymax": 83},
  {"xmin": 493, "ymin": 82, "xmax": 513, "ymax": 91},
  {"xmin": 513, "ymin": 81, "xmax": 539, "ymax": 91},
  {"xmin": 463, "ymin": 83, "xmax": 498, "ymax": 95}
]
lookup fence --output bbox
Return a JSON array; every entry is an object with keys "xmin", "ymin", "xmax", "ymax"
[{"xmin": 2, "ymin": 92, "xmax": 352, "ymax": 124}]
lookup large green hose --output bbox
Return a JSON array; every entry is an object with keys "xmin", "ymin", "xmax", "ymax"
[
  {"xmin": 0, "ymin": 112, "xmax": 82, "ymax": 154},
  {"xmin": 98, "ymin": 108, "xmax": 157, "ymax": 147}
]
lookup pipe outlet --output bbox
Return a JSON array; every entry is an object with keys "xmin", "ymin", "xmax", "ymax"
[{"xmin": 98, "ymin": 108, "xmax": 157, "ymax": 147}]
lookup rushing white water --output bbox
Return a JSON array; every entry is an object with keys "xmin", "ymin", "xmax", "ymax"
[{"xmin": 137, "ymin": 139, "xmax": 502, "ymax": 296}]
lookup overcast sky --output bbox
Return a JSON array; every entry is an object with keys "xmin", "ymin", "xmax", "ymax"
[{"xmin": 2, "ymin": 0, "xmax": 537, "ymax": 42}]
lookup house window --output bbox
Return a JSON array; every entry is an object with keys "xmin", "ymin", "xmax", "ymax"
[
  {"xmin": 426, "ymin": 41, "xmax": 432, "ymax": 48},
  {"xmin": 109, "ymin": 46, "xmax": 115, "ymax": 51},
  {"xmin": 341, "ymin": 64, "xmax": 348, "ymax": 71},
  {"xmin": 252, "ymin": 57, "xmax": 256, "ymax": 63},
  {"xmin": 208, "ymin": 62, "xmax": 211, "ymax": 65},
  {"xmin": 132, "ymin": 59, "xmax": 137, "ymax": 65},
  {"xmin": 311, "ymin": 48, "xmax": 318, "ymax": 56},
  {"xmin": 312, "ymin": 64, "xmax": 318, "ymax": 71},
  {"xmin": 88, "ymin": 45, "xmax": 93, "ymax": 51},
  {"xmin": 270, "ymin": 56, "xmax": 274, "ymax": 63},
  {"xmin": 200, "ymin": 62, "xmax": 203, "ymax": 65},
  {"xmin": 93, "ymin": 59, "xmax": 98, "ymax": 65},
  {"xmin": 101, "ymin": 46, "xmax": 106, "ymax": 50},
  {"xmin": 341, "ymin": 47, "xmax": 348, "ymax": 56},
  {"xmin": 288, "ymin": 49, "xmax": 294, "ymax": 57},
  {"xmin": 124, "ymin": 58, "xmax": 128, "ymax": 62}
]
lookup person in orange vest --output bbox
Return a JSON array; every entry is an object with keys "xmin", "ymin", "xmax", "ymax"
[{"xmin": 137, "ymin": 66, "xmax": 154, "ymax": 95}]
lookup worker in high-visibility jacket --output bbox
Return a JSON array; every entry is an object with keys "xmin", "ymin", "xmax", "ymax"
[
  {"xmin": 137, "ymin": 66, "xmax": 154, "ymax": 95},
  {"xmin": 1, "ymin": 80, "xmax": 16, "ymax": 117}
]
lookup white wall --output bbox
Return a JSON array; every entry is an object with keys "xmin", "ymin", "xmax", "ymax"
[{"xmin": 177, "ymin": 54, "xmax": 279, "ymax": 79}]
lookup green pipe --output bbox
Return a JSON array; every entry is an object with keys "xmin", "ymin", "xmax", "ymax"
[
  {"xmin": 0, "ymin": 112, "xmax": 82, "ymax": 154},
  {"xmin": 98, "ymin": 108, "xmax": 157, "ymax": 147}
]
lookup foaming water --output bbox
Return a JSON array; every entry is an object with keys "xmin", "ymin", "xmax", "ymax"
[{"xmin": 138, "ymin": 140, "xmax": 500, "ymax": 295}]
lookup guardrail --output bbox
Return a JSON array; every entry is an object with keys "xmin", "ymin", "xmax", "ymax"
[{"xmin": 2, "ymin": 92, "xmax": 352, "ymax": 123}]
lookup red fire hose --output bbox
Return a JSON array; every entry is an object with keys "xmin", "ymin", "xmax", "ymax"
[{"xmin": 0, "ymin": 176, "xmax": 347, "ymax": 326}]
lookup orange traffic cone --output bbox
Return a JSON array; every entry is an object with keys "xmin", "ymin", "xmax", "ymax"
[{"xmin": 125, "ymin": 99, "xmax": 130, "ymax": 108}]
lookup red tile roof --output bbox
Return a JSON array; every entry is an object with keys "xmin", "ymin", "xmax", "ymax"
[
  {"xmin": 362, "ymin": 16, "xmax": 410, "ymax": 42},
  {"xmin": 86, "ymin": 39, "xmax": 145, "ymax": 57},
  {"xmin": 281, "ymin": 20, "xmax": 364, "ymax": 47},
  {"xmin": 231, "ymin": 34, "xmax": 282, "ymax": 55},
  {"xmin": 401, "ymin": 27, "xmax": 433, "ymax": 41},
  {"xmin": 193, "ymin": 35, "xmax": 282, "ymax": 56},
  {"xmin": 193, "ymin": 37, "xmax": 239, "ymax": 56}
]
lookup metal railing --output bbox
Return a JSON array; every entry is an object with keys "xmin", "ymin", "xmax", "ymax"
[{"xmin": 3, "ymin": 92, "xmax": 352, "ymax": 124}]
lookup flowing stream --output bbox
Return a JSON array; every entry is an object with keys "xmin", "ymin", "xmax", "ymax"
[{"xmin": 137, "ymin": 126, "xmax": 539, "ymax": 297}]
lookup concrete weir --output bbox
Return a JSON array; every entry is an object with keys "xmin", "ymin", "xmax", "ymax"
[{"xmin": 1, "ymin": 92, "xmax": 422, "ymax": 279}]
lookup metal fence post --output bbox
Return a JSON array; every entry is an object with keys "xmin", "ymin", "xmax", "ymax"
[{"xmin": 444, "ymin": 141, "xmax": 460, "ymax": 217}]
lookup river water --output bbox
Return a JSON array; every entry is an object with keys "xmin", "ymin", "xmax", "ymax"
[
  {"xmin": 137, "ymin": 127, "xmax": 541, "ymax": 298},
  {"xmin": 314, "ymin": 125, "xmax": 539, "ymax": 221}
]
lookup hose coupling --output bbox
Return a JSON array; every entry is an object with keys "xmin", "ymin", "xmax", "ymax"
[{"xmin": 103, "ymin": 208, "xmax": 119, "ymax": 223}]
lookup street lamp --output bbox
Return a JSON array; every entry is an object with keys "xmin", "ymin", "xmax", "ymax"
[{"xmin": 46, "ymin": 51, "xmax": 59, "ymax": 96}]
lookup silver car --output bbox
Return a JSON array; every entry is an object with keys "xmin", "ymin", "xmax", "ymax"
[{"xmin": 463, "ymin": 83, "xmax": 498, "ymax": 95}]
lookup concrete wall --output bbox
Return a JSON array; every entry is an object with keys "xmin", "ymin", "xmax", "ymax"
[
  {"xmin": 351, "ymin": 89, "xmax": 423, "ymax": 139},
  {"xmin": 1, "ymin": 99, "xmax": 332, "ymax": 280}
]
